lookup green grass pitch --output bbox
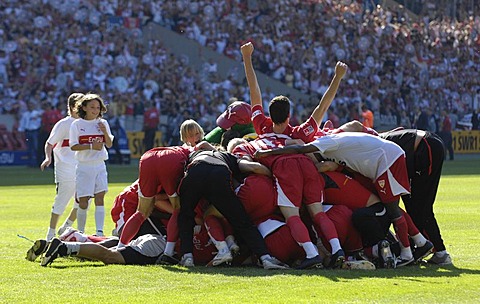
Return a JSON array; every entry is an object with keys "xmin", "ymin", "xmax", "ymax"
[{"xmin": 0, "ymin": 158, "xmax": 479, "ymax": 303}]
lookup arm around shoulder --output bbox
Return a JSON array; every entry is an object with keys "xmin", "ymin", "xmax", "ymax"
[{"xmin": 238, "ymin": 158, "xmax": 272, "ymax": 177}]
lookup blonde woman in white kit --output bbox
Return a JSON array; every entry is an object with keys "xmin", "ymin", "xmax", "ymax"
[{"xmin": 69, "ymin": 93, "xmax": 114, "ymax": 236}]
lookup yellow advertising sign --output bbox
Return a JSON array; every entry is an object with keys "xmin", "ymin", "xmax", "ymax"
[
  {"xmin": 126, "ymin": 131, "xmax": 163, "ymax": 158},
  {"xmin": 452, "ymin": 130, "xmax": 480, "ymax": 154}
]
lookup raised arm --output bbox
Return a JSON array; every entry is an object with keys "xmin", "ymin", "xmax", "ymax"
[
  {"xmin": 241, "ymin": 42, "xmax": 262, "ymax": 108},
  {"xmin": 311, "ymin": 61, "xmax": 348, "ymax": 125},
  {"xmin": 254, "ymin": 143, "xmax": 319, "ymax": 159}
]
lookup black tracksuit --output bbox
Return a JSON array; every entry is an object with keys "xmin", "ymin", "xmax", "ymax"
[
  {"xmin": 380, "ymin": 129, "xmax": 446, "ymax": 251},
  {"xmin": 178, "ymin": 150, "xmax": 269, "ymax": 256}
]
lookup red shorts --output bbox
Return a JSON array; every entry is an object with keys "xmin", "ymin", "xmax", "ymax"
[
  {"xmin": 323, "ymin": 171, "xmax": 373, "ymax": 210},
  {"xmin": 374, "ymin": 155, "xmax": 410, "ymax": 203},
  {"xmin": 273, "ymin": 156, "xmax": 324, "ymax": 208},
  {"xmin": 264, "ymin": 225, "xmax": 305, "ymax": 263},
  {"xmin": 236, "ymin": 175, "xmax": 277, "ymax": 224},
  {"xmin": 138, "ymin": 148, "xmax": 188, "ymax": 197}
]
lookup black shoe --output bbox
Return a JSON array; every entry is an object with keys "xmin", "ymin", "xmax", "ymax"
[
  {"xmin": 396, "ymin": 256, "xmax": 414, "ymax": 267},
  {"xmin": 413, "ymin": 240, "xmax": 434, "ymax": 262},
  {"xmin": 156, "ymin": 253, "xmax": 179, "ymax": 265},
  {"xmin": 296, "ymin": 255, "xmax": 323, "ymax": 270},
  {"xmin": 40, "ymin": 238, "xmax": 67, "ymax": 266},
  {"xmin": 26, "ymin": 239, "xmax": 48, "ymax": 262},
  {"xmin": 328, "ymin": 249, "xmax": 345, "ymax": 269},
  {"xmin": 377, "ymin": 240, "xmax": 396, "ymax": 269}
]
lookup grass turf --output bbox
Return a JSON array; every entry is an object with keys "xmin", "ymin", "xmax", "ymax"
[{"xmin": 0, "ymin": 158, "xmax": 479, "ymax": 303}]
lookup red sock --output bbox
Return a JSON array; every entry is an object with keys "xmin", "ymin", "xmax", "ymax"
[
  {"xmin": 204, "ymin": 215, "xmax": 226, "ymax": 242},
  {"xmin": 362, "ymin": 126, "xmax": 379, "ymax": 136},
  {"xmin": 401, "ymin": 209, "xmax": 420, "ymax": 236},
  {"xmin": 120, "ymin": 211, "xmax": 145, "ymax": 245},
  {"xmin": 286, "ymin": 216, "xmax": 311, "ymax": 244},
  {"xmin": 167, "ymin": 209, "xmax": 180, "ymax": 242},
  {"xmin": 313, "ymin": 212, "xmax": 338, "ymax": 241},
  {"xmin": 393, "ymin": 216, "xmax": 410, "ymax": 247}
]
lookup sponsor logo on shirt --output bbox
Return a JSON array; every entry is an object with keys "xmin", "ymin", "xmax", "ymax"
[
  {"xmin": 252, "ymin": 109, "xmax": 262, "ymax": 119},
  {"xmin": 79, "ymin": 135, "xmax": 105, "ymax": 144},
  {"xmin": 303, "ymin": 125, "xmax": 314, "ymax": 136}
]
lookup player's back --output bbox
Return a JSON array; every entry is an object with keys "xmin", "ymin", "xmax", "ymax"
[{"xmin": 252, "ymin": 133, "xmax": 311, "ymax": 168}]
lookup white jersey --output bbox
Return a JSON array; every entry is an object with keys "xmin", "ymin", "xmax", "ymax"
[
  {"xmin": 47, "ymin": 116, "xmax": 77, "ymax": 182},
  {"xmin": 310, "ymin": 132, "xmax": 405, "ymax": 180},
  {"xmin": 48, "ymin": 116, "xmax": 77, "ymax": 164},
  {"xmin": 69, "ymin": 118, "xmax": 113, "ymax": 163}
]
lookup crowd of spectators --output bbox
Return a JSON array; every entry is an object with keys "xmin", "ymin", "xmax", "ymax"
[{"xmin": 0, "ymin": 0, "xmax": 479, "ymax": 150}]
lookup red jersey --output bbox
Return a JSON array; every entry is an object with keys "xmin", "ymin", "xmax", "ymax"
[
  {"xmin": 251, "ymin": 104, "xmax": 318, "ymax": 143},
  {"xmin": 144, "ymin": 107, "xmax": 160, "ymax": 129},
  {"xmin": 138, "ymin": 146, "xmax": 192, "ymax": 197},
  {"xmin": 111, "ymin": 180, "xmax": 168, "ymax": 230},
  {"xmin": 111, "ymin": 181, "xmax": 140, "ymax": 230}
]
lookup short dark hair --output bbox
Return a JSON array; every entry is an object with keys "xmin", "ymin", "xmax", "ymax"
[
  {"xmin": 220, "ymin": 129, "xmax": 241, "ymax": 150},
  {"xmin": 269, "ymin": 95, "xmax": 290, "ymax": 124}
]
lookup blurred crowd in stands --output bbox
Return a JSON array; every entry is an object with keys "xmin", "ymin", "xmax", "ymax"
[{"xmin": 0, "ymin": 0, "xmax": 479, "ymax": 152}]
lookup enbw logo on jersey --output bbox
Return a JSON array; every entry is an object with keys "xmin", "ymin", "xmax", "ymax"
[{"xmin": 303, "ymin": 125, "xmax": 314, "ymax": 136}]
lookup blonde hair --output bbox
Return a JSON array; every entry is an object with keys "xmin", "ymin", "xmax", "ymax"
[
  {"xmin": 227, "ymin": 138, "xmax": 247, "ymax": 153},
  {"xmin": 75, "ymin": 93, "xmax": 108, "ymax": 119},
  {"xmin": 67, "ymin": 93, "xmax": 84, "ymax": 116},
  {"xmin": 179, "ymin": 119, "xmax": 204, "ymax": 144}
]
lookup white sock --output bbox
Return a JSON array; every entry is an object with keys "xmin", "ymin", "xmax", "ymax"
[
  {"xmin": 95, "ymin": 206, "xmax": 105, "ymax": 235},
  {"xmin": 225, "ymin": 235, "xmax": 237, "ymax": 249},
  {"xmin": 216, "ymin": 241, "xmax": 230, "ymax": 254},
  {"xmin": 164, "ymin": 242, "xmax": 176, "ymax": 256},
  {"xmin": 400, "ymin": 245, "xmax": 413, "ymax": 260},
  {"xmin": 371, "ymin": 244, "xmax": 379, "ymax": 258},
  {"xmin": 329, "ymin": 238, "xmax": 342, "ymax": 254},
  {"xmin": 411, "ymin": 233, "xmax": 427, "ymax": 247},
  {"xmin": 301, "ymin": 242, "xmax": 319, "ymax": 258},
  {"xmin": 77, "ymin": 208, "xmax": 87, "ymax": 233},
  {"xmin": 62, "ymin": 219, "xmax": 74, "ymax": 228},
  {"xmin": 46, "ymin": 228, "xmax": 56, "ymax": 241},
  {"xmin": 65, "ymin": 242, "xmax": 81, "ymax": 255},
  {"xmin": 182, "ymin": 253, "xmax": 193, "ymax": 259},
  {"xmin": 260, "ymin": 254, "xmax": 272, "ymax": 262},
  {"xmin": 435, "ymin": 250, "xmax": 447, "ymax": 257}
]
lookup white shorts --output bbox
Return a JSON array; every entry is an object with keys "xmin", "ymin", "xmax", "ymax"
[
  {"xmin": 75, "ymin": 161, "xmax": 108, "ymax": 198},
  {"xmin": 51, "ymin": 180, "xmax": 76, "ymax": 215}
]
